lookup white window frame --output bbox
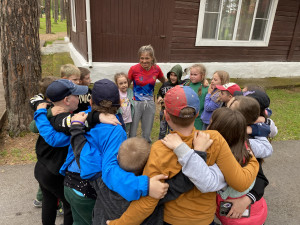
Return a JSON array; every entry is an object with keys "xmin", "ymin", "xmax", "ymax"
[
  {"xmin": 195, "ymin": 0, "xmax": 279, "ymax": 47},
  {"xmin": 70, "ymin": 0, "xmax": 77, "ymax": 32}
]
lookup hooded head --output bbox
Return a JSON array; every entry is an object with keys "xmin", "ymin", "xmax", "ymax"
[{"xmin": 167, "ymin": 64, "xmax": 182, "ymax": 85}]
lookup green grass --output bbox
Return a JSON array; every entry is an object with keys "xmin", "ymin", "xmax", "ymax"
[
  {"xmin": 41, "ymin": 52, "xmax": 74, "ymax": 77},
  {"xmin": 266, "ymin": 88, "xmax": 300, "ymax": 141},
  {"xmin": 44, "ymin": 41, "xmax": 54, "ymax": 46},
  {"xmin": 39, "ymin": 16, "xmax": 67, "ymax": 34}
]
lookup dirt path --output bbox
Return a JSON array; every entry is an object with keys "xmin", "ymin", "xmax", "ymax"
[{"xmin": 40, "ymin": 32, "xmax": 67, "ymax": 41}]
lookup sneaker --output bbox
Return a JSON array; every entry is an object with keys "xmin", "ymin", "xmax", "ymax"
[
  {"xmin": 57, "ymin": 207, "xmax": 64, "ymax": 217},
  {"xmin": 33, "ymin": 199, "xmax": 42, "ymax": 208}
]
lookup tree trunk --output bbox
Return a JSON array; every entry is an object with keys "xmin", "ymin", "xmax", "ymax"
[
  {"xmin": 45, "ymin": 0, "xmax": 51, "ymax": 33},
  {"xmin": 65, "ymin": 0, "xmax": 71, "ymax": 37},
  {"xmin": 54, "ymin": 0, "xmax": 58, "ymax": 23},
  {"xmin": 0, "ymin": 0, "xmax": 42, "ymax": 136},
  {"xmin": 52, "ymin": 0, "xmax": 54, "ymax": 18},
  {"xmin": 60, "ymin": 0, "xmax": 65, "ymax": 21}
]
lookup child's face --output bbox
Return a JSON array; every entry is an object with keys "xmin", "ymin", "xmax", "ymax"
[
  {"xmin": 242, "ymin": 87, "xmax": 248, "ymax": 92},
  {"xmin": 80, "ymin": 73, "xmax": 91, "ymax": 86},
  {"xmin": 139, "ymin": 52, "xmax": 153, "ymax": 70},
  {"xmin": 117, "ymin": 76, "xmax": 128, "ymax": 93},
  {"xmin": 68, "ymin": 75, "xmax": 80, "ymax": 85},
  {"xmin": 211, "ymin": 73, "xmax": 222, "ymax": 89},
  {"xmin": 220, "ymin": 90, "xmax": 232, "ymax": 103},
  {"xmin": 66, "ymin": 95, "xmax": 79, "ymax": 112},
  {"xmin": 169, "ymin": 72, "xmax": 178, "ymax": 84},
  {"xmin": 190, "ymin": 68, "xmax": 204, "ymax": 84}
]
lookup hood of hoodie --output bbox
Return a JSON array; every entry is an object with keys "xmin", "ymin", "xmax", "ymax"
[{"xmin": 167, "ymin": 64, "xmax": 182, "ymax": 85}]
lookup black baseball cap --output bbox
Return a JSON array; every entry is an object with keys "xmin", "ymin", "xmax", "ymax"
[{"xmin": 92, "ymin": 79, "xmax": 120, "ymax": 107}]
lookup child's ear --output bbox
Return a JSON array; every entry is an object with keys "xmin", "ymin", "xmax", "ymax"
[
  {"xmin": 164, "ymin": 110, "xmax": 170, "ymax": 121},
  {"xmin": 64, "ymin": 97, "xmax": 69, "ymax": 105}
]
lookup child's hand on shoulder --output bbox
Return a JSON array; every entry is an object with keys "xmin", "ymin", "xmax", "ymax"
[
  {"xmin": 36, "ymin": 102, "xmax": 48, "ymax": 110},
  {"xmin": 99, "ymin": 113, "xmax": 121, "ymax": 126},
  {"xmin": 193, "ymin": 131, "xmax": 213, "ymax": 151},
  {"xmin": 71, "ymin": 112, "xmax": 88, "ymax": 124},
  {"xmin": 161, "ymin": 133, "xmax": 183, "ymax": 150}
]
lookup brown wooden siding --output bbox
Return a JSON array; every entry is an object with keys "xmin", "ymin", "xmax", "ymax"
[
  {"xmin": 90, "ymin": 0, "xmax": 174, "ymax": 62},
  {"xmin": 73, "ymin": 0, "xmax": 300, "ymax": 63},
  {"xmin": 169, "ymin": 0, "xmax": 300, "ymax": 62},
  {"xmin": 70, "ymin": 0, "xmax": 88, "ymax": 61}
]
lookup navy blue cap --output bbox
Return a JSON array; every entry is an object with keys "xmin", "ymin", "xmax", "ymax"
[
  {"xmin": 234, "ymin": 90, "xmax": 270, "ymax": 110},
  {"xmin": 92, "ymin": 79, "xmax": 120, "ymax": 107},
  {"xmin": 46, "ymin": 79, "xmax": 88, "ymax": 102}
]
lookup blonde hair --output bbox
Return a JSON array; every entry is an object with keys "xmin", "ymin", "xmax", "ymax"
[
  {"xmin": 213, "ymin": 70, "xmax": 230, "ymax": 102},
  {"xmin": 60, "ymin": 64, "xmax": 80, "ymax": 78},
  {"xmin": 114, "ymin": 72, "xmax": 129, "ymax": 86},
  {"xmin": 118, "ymin": 137, "xmax": 150, "ymax": 176},
  {"xmin": 138, "ymin": 45, "xmax": 157, "ymax": 65},
  {"xmin": 186, "ymin": 64, "xmax": 207, "ymax": 96},
  {"xmin": 214, "ymin": 70, "xmax": 230, "ymax": 85}
]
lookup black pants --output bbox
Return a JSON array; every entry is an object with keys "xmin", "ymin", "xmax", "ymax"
[{"xmin": 34, "ymin": 161, "xmax": 73, "ymax": 225}]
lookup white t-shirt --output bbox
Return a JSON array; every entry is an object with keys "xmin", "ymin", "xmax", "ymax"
[{"xmin": 119, "ymin": 90, "xmax": 132, "ymax": 124}]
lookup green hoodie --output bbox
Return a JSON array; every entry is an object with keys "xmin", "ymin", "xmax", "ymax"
[{"xmin": 167, "ymin": 64, "xmax": 183, "ymax": 82}]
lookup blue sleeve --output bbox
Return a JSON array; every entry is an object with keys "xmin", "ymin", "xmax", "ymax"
[
  {"xmin": 101, "ymin": 126, "xmax": 149, "ymax": 201},
  {"xmin": 250, "ymin": 123, "xmax": 271, "ymax": 137},
  {"xmin": 78, "ymin": 140, "xmax": 102, "ymax": 180},
  {"xmin": 204, "ymin": 93, "xmax": 221, "ymax": 112},
  {"xmin": 34, "ymin": 109, "xmax": 70, "ymax": 147}
]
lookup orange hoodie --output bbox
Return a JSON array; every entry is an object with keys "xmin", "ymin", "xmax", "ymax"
[{"xmin": 110, "ymin": 129, "xmax": 259, "ymax": 225}]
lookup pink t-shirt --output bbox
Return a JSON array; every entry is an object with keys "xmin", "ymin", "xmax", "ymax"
[{"xmin": 119, "ymin": 90, "xmax": 132, "ymax": 124}]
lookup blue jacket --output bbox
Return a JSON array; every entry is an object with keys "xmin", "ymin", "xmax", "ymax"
[
  {"xmin": 201, "ymin": 89, "xmax": 222, "ymax": 125},
  {"xmin": 35, "ymin": 108, "xmax": 148, "ymax": 201},
  {"xmin": 74, "ymin": 123, "xmax": 149, "ymax": 201}
]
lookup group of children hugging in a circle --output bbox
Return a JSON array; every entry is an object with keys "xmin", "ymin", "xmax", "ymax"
[{"xmin": 29, "ymin": 44, "xmax": 277, "ymax": 225}]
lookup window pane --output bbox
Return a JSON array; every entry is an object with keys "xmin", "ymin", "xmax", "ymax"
[
  {"xmin": 205, "ymin": 0, "xmax": 220, "ymax": 12},
  {"xmin": 236, "ymin": 0, "xmax": 256, "ymax": 40},
  {"xmin": 256, "ymin": 0, "xmax": 271, "ymax": 18},
  {"xmin": 252, "ymin": 19, "xmax": 267, "ymax": 40},
  {"xmin": 218, "ymin": 0, "xmax": 239, "ymax": 40},
  {"xmin": 202, "ymin": 13, "xmax": 219, "ymax": 39}
]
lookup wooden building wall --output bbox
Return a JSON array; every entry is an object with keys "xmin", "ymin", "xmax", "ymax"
[
  {"xmin": 70, "ymin": 0, "xmax": 88, "ymax": 61},
  {"xmin": 71, "ymin": 0, "xmax": 300, "ymax": 63},
  {"xmin": 169, "ymin": 0, "xmax": 300, "ymax": 62},
  {"xmin": 90, "ymin": 0, "xmax": 174, "ymax": 62}
]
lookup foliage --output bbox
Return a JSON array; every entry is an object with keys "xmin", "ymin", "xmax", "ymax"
[{"xmin": 39, "ymin": 15, "xmax": 67, "ymax": 34}]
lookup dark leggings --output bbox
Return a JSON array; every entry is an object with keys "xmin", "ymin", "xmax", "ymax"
[{"xmin": 34, "ymin": 161, "xmax": 73, "ymax": 225}]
